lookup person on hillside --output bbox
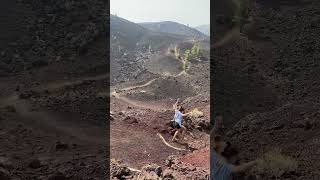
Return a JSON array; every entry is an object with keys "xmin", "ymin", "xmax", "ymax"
[
  {"xmin": 172, "ymin": 105, "xmax": 191, "ymax": 142},
  {"xmin": 212, "ymin": 113, "xmax": 225, "ymax": 136},
  {"xmin": 211, "ymin": 135, "xmax": 258, "ymax": 180},
  {"xmin": 173, "ymin": 98, "xmax": 181, "ymax": 110}
]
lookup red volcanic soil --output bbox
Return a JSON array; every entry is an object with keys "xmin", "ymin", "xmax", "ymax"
[{"xmin": 180, "ymin": 147, "xmax": 210, "ymax": 169}]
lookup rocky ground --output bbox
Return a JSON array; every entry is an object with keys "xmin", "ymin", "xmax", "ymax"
[
  {"xmin": 213, "ymin": 0, "xmax": 320, "ymax": 179},
  {"xmin": 110, "ymin": 35, "xmax": 211, "ymax": 179},
  {"xmin": 0, "ymin": 0, "xmax": 108, "ymax": 179}
]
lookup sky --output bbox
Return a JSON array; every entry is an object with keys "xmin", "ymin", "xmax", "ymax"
[{"xmin": 110, "ymin": 0, "xmax": 210, "ymax": 27}]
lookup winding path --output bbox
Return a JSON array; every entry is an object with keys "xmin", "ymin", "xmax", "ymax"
[
  {"xmin": 0, "ymin": 74, "xmax": 109, "ymax": 144},
  {"xmin": 109, "ymin": 70, "xmax": 188, "ymax": 111}
]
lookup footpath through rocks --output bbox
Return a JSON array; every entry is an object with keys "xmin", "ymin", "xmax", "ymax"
[{"xmin": 110, "ymin": 71, "xmax": 210, "ymax": 179}]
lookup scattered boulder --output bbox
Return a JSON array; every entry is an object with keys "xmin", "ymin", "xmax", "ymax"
[
  {"xmin": 55, "ymin": 141, "xmax": 68, "ymax": 151},
  {"xmin": 162, "ymin": 169, "xmax": 175, "ymax": 179},
  {"xmin": 138, "ymin": 171, "xmax": 159, "ymax": 180},
  {"xmin": 268, "ymin": 124, "xmax": 285, "ymax": 131},
  {"xmin": 28, "ymin": 159, "xmax": 41, "ymax": 169},
  {"xmin": 141, "ymin": 164, "xmax": 162, "ymax": 177},
  {"xmin": 0, "ymin": 167, "xmax": 10, "ymax": 180},
  {"xmin": 31, "ymin": 59, "xmax": 48, "ymax": 68},
  {"xmin": 48, "ymin": 172, "xmax": 66, "ymax": 180},
  {"xmin": 123, "ymin": 116, "xmax": 138, "ymax": 124},
  {"xmin": 110, "ymin": 159, "xmax": 131, "ymax": 179},
  {"xmin": 0, "ymin": 157, "xmax": 13, "ymax": 169},
  {"xmin": 165, "ymin": 156, "xmax": 176, "ymax": 167},
  {"xmin": 4, "ymin": 106, "xmax": 16, "ymax": 113},
  {"xmin": 118, "ymin": 111, "xmax": 125, "ymax": 116},
  {"xmin": 19, "ymin": 90, "xmax": 38, "ymax": 99}
]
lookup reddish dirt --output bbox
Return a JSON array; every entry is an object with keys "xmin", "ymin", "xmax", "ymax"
[
  {"xmin": 110, "ymin": 74, "xmax": 210, "ymax": 178},
  {"xmin": 110, "ymin": 97, "xmax": 185, "ymax": 169},
  {"xmin": 179, "ymin": 147, "xmax": 210, "ymax": 169}
]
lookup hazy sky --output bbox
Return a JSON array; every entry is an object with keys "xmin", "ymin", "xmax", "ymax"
[{"xmin": 110, "ymin": 0, "xmax": 210, "ymax": 27}]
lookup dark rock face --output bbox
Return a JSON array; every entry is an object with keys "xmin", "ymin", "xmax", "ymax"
[
  {"xmin": 0, "ymin": 0, "xmax": 107, "ymax": 179},
  {"xmin": 0, "ymin": 0, "xmax": 107, "ymax": 76},
  {"xmin": 212, "ymin": 0, "xmax": 320, "ymax": 179}
]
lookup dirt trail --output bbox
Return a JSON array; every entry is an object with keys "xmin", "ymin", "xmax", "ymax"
[
  {"xmin": 111, "ymin": 125, "xmax": 181, "ymax": 169},
  {"xmin": 0, "ymin": 74, "xmax": 109, "ymax": 144},
  {"xmin": 39, "ymin": 74, "xmax": 108, "ymax": 92},
  {"xmin": 157, "ymin": 133, "xmax": 188, "ymax": 151},
  {"xmin": 111, "ymin": 91, "xmax": 171, "ymax": 111},
  {"xmin": 109, "ymin": 71, "xmax": 188, "ymax": 111},
  {"xmin": 1, "ymin": 93, "xmax": 104, "ymax": 144},
  {"xmin": 121, "ymin": 78, "xmax": 159, "ymax": 91}
]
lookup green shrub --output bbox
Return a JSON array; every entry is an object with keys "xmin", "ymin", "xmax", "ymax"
[{"xmin": 183, "ymin": 50, "xmax": 190, "ymax": 71}]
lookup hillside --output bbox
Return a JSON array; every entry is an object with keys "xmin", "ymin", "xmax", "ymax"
[
  {"xmin": 110, "ymin": 14, "xmax": 210, "ymax": 180},
  {"xmin": 110, "ymin": 15, "xmax": 187, "ymax": 56},
  {"xmin": 212, "ymin": 0, "xmax": 320, "ymax": 179},
  {"xmin": 195, "ymin": 24, "xmax": 210, "ymax": 36},
  {"xmin": 110, "ymin": 15, "xmax": 149, "ymax": 51},
  {"xmin": 139, "ymin": 21, "xmax": 208, "ymax": 39},
  {"xmin": 0, "ymin": 0, "xmax": 108, "ymax": 179}
]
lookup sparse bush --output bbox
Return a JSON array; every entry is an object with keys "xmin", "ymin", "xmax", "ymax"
[
  {"xmin": 181, "ymin": 43, "xmax": 203, "ymax": 71},
  {"xmin": 190, "ymin": 108, "xmax": 204, "ymax": 118},
  {"xmin": 254, "ymin": 148, "xmax": 298, "ymax": 178},
  {"xmin": 183, "ymin": 50, "xmax": 190, "ymax": 71},
  {"xmin": 189, "ymin": 43, "xmax": 202, "ymax": 61},
  {"xmin": 169, "ymin": 48, "xmax": 175, "ymax": 54},
  {"xmin": 174, "ymin": 45, "xmax": 180, "ymax": 59}
]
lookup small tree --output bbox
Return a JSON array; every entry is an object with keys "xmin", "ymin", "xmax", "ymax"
[
  {"xmin": 183, "ymin": 50, "xmax": 191, "ymax": 71},
  {"xmin": 196, "ymin": 44, "xmax": 200, "ymax": 56},
  {"xmin": 191, "ymin": 45, "xmax": 197, "ymax": 59},
  {"xmin": 190, "ymin": 44, "xmax": 201, "ymax": 60}
]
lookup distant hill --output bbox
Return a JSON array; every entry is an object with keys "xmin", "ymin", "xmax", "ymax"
[
  {"xmin": 139, "ymin": 21, "xmax": 208, "ymax": 39},
  {"xmin": 110, "ymin": 15, "xmax": 188, "ymax": 54},
  {"xmin": 110, "ymin": 15, "xmax": 149, "ymax": 51},
  {"xmin": 195, "ymin": 24, "xmax": 210, "ymax": 36}
]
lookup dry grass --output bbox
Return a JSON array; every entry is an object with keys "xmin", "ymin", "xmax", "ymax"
[
  {"xmin": 190, "ymin": 108, "xmax": 204, "ymax": 118},
  {"xmin": 254, "ymin": 148, "xmax": 298, "ymax": 177}
]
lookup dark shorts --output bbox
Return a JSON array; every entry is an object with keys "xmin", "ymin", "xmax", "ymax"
[{"xmin": 173, "ymin": 121, "xmax": 181, "ymax": 129}]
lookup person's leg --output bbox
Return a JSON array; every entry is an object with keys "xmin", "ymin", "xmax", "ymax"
[
  {"xmin": 180, "ymin": 126, "xmax": 187, "ymax": 140},
  {"xmin": 172, "ymin": 129, "xmax": 180, "ymax": 142},
  {"xmin": 182, "ymin": 126, "xmax": 187, "ymax": 135}
]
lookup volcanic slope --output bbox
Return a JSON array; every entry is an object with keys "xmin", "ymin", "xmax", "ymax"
[
  {"xmin": 110, "ymin": 16, "xmax": 211, "ymax": 179},
  {"xmin": 0, "ymin": 0, "xmax": 108, "ymax": 179},
  {"xmin": 212, "ymin": 0, "xmax": 320, "ymax": 179}
]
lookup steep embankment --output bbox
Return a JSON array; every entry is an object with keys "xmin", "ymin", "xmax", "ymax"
[
  {"xmin": 213, "ymin": 0, "xmax": 320, "ymax": 179},
  {"xmin": 0, "ymin": 0, "xmax": 108, "ymax": 179}
]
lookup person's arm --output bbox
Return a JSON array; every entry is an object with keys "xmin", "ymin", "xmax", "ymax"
[
  {"xmin": 173, "ymin": 103, "xmax": 177, "ymax": 110},
  {"xmin": 182, "ymin": 112, "xmax": 191, "ymax": 117},
  {"xmin": 230, "ymin": 160, "xmax": 258, "ymax": 173},
  {"xmin": 173, "ymin": 99, "xmax": 180, "ymax": 109}
]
